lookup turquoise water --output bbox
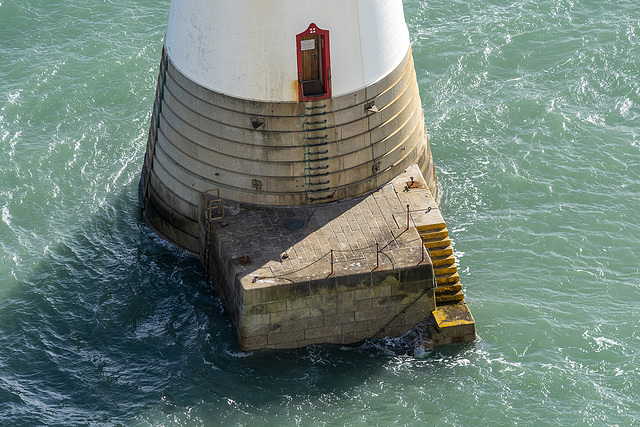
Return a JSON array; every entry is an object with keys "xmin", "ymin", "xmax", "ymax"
[{"xmin": 1, "ymin": 0, "xmax": 639, "ymax": 424}]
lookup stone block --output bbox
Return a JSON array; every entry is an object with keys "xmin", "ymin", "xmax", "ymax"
[
  {"xmin": 244, "ymin": 284, "xmax": 281, "ymax": 306},
  {"xmin": 355, "ymin": 306, "xmax": 395, "ymax": 323},
  {"xmin": 270, "ymin": 307, "xmax": 310, "ymax": 326},
  {"xmin": 328, "ymin": 334, "xmax": 344, "ymax": 344},
  {"xmin": 240, "ymin": 313, "xmax": 272, "ymax": 336},
  {"xmin": 372, "ymin": 284, "xmax": 392, "ymax": 298},
  {"xmin": 306, "ymin": 315, "xmax": 324, "ymax": 328},
  {"xmin": 324, "ymin": 311, "xmax": 355, "ymax": 326},
  {"xmin": 295, "ymin": 338, "xmax": 325, "ymax": 348},
  {"xmin": 371, "ymin": 270, "xmax": 400, "ymax": 288},
  {"xmin": 375, "ymin": 294, "xmax": 407, "ymax": 308},
  {"xmin": 341, "ymin": 320, "xmax": 371, "ymax": 336},
  {"xmin": 340, "ymin": 118, "xmax": 369, "ymax": 140},
  {"xmin": 267, "ymin": 329, "xmax": 305, "ymax": 346},
  {"xmin": 332, "ymin": 89, "xmax": 366, "ymax": 112},
  {"xmin": 321, "ymin": 292, "xmax": 339, "ymax": 306},
  {"xmin": 286, "ymin": 294, "xmax": 323, "ymax": 311},
  {"xmin": 277, "ymin": 281, "xmax": 311, "ymax": 301},
  {"xmin": 319, "ymin": 295, "xmax": 338, "ymax": 316},
  {"xmin": 240, "ymin": 334, "xmax": 268, "ymax": 350},
  {"xmin": 429, "ymin": 331, "xmax": 476, "ymax": 347},
  {"xmin": 273, "ymin": 341, "xmax": 297, "ymax": 350},
  {"xmin": 354, "ymin": 298, "xmax": 373, "ymax": 311},
  {"xmin": 245, "ymin": 300, "xmax": 287, "ymax": 315},
  {"xmin": 357, "ymin": 327, "xmax": 375, "ymax": 342},
  {"xmin": 341, "ymin": 332, "xmax": 360, "ymax": 344},
  {"xmin": 378, "ymin": 314, "xmax": 407, "ymax": 337},
  {"xmin": 335, "ymin": 291, "xmax": 356, "ymax": 313},
  {"xmin": 305, "ymin": 324, "xmax": 341, "ymax": 340},
  {"xmin": 354, "ymin": 287, "xmax": 374, "ymax": 301},
  {"xmin": 341, "ymin": 146, "xmax": 375, "ymax": 171},
  {"xmin": 308, "ymin": 306, "xmax": 325, "ymax": 319},
  {"xmin": 392, "ymin": 280, "xmax": 428, "ymax": 296},
  {"xmin": 336, "ymin": 271, "xmax": 371, "ymax": 290},
  {"xmin": 309, "ymin": 276, "xmax": 338, "ymax": 295},
  {"xmin": 403, "ymin": 309, "xmax": 429, "ymax": 327}
]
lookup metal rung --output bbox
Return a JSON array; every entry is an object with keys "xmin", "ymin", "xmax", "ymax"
[
  {"xmin": 305, "ymin": 141, "xmax": 328, "ymax": 148},
  {"xmin": 308, "ymin": 187, "xmax": 330, "ymax": 192},
  {"xmin": 304, "ymin": 120, "xmax": 327, "ymax": 125},
  {"xmin": 303, "ymin": 111, "xmax": 328, "ymax": 117},
  {"xmin": 306, "ymin": 164, "xmax": 329, "ymax": 171},
  {"xmin": 306, "ymin": 150, "xmax": 328, "ymax": 156},
  {"xmin": 309, "ymin": 195, "xmax": 333, "ymax": 201},
  {"xmin": 308, "ymin": 180, "xmax": 330, "ymax": 186},
  {"xmin": 304, "ymin": 126, "xmax": 328, "ymax": 132},
  {"xmin": 304, "ymin": 135, "xmax": 328, "ymax": 140},
  {"xmin": 306, "ymin": 157, "xmax": 329, "ymax": 163},
  {"xmin": 305, "ymin": 104, "xmax": 326, "ymax": 110},
  {"xmin": 309, "ymin": 171, "xmax": 329, "ymax": 177}
]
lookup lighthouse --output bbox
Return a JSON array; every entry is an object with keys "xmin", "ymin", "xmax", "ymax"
[{"xmin": 139, "ymin": 0, "xmax": 475, "ymax": 350}]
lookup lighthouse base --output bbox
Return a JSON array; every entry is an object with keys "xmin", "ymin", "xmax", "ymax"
[{"xmin": 203, "ymin": 165, "xmax": 473, "ymax": 350}]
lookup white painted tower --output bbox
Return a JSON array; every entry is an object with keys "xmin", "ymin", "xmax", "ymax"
[{"xmin": 140, "ymin": 0, "xmax": 438, "ymax": 254}]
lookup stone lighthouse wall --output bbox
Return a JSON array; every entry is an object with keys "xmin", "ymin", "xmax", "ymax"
[{"xmin": 139, "ymin": 47, "xmax": 437, "ymax": 253}]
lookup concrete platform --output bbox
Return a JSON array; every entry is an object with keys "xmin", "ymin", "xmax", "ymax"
[{"xmin": 204, "ymin": 165, "xmax": 448, "ymax": 350}]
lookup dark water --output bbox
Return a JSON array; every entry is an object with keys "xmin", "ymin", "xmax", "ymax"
[{"xmin": 1, "ymin": 0, "xmax": 639, "ymax": 424}]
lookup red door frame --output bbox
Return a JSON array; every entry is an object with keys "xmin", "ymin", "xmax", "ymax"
[{"xmin": 296, "ymin": 23, "xmax": 331, "ymax": 102}]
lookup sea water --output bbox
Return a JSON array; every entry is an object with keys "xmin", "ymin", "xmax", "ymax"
[{"xmin": 1, "ymin": 0, "xmax": 639, "ymax": 425}]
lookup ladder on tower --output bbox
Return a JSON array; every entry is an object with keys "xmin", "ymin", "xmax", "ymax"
[
  {"xmin": 302, "ymin": 102, "xmax": 333, "ymax": 203},
  {"xmin": 202, "ymin": 189, "xmax": 225, "ymax": 285}
]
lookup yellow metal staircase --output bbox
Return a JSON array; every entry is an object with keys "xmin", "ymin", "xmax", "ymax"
[
  {"xmin": 418, "ymin": 219, "xmax": 475, "ymax": 346},
  {"xmin": 419, "ymin": 225, "xmax": 465, "ymax": 306},
  {"xmin": 391, "ymin": 166, "xmax": 476, "ymax": 346}
]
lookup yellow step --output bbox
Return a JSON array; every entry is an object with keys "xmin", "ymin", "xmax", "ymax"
[
  {"xmin": 436, "ymin": 271, "xmax": 460, "ymax": 285},
  {"xmin": 436, "ymin": 290, "xmax": 465, "ymax": 304},
  {"xmin": 430, "ymin": 304, "xmax": 476, "ymax": 341},
  {"xmin": 420, "ymin": 227, "xmax": 449, "ymax": 240},
  {"xmin": 434, "ymin": 263, "xmax": 457, "ymax": 275},
  {"xmin": 416, "ymin": 221, "xmax": 446, "ymax": 232},
  {"xmin": 427, "ymin": 245, "xmax": 453, "ymax": 258},
  {"xmin": 431, "ymin": 254, "xmax": 456, "ymax": 266},
  {"xmin": 422, "ymin": 236, "xmax": 451, "ymax": 249},
  {"xmin": 435, "ymin": 281, "xmax": 462, "ymax": 295}
]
